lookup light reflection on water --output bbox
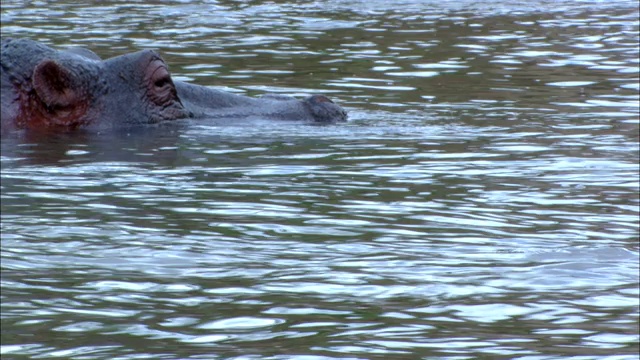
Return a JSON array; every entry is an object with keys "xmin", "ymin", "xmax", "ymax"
[{"xmin": 1, "ymin": 0, "xmax": 639, "ymax": 359}]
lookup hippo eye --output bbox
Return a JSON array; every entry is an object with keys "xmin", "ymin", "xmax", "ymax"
[
  {"xmin": 147, "ymin": 59, "xmax": 177, "ymax": 106},
  {"xmin": 154, "ymin": 76, "xmax": 170, "ymax": 89}
]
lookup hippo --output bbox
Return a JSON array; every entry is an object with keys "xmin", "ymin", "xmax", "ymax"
[{"xmin": 0, "ymin": 38, "xmax": 347, "ymax": 134}]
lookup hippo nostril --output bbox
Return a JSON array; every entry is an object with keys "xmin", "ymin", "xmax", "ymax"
[
  {"xmin": 303, "ymin": 94, "xmax": 347, "ymax": 122},
  {"xmin": 310, "ymin": 95, "xmax": 333, "ymax": 104}
]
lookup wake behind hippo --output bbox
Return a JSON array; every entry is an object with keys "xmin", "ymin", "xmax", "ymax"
[{"xmin": 0, "ymin": 38, "xmax": 347, "ymax": 133}]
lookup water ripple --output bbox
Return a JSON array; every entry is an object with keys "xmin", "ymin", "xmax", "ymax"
[{"xmin": 2, "ymin": 1, "xmax": 639, "ymax": 359}]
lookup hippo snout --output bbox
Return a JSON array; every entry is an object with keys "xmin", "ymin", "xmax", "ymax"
[{"xmin": 303, "ymin": 95, "xmax": 348, "ymax": 123}]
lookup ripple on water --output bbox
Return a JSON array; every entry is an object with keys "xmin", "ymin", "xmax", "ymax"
[{"xmin": 1, "ymin": 1, "xmax": 639, "ymax": 359}]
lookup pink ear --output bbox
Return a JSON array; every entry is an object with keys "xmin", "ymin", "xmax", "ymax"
[{"xmin": 32, "ymin": 60, "xmax": 79, "ymax": 109}]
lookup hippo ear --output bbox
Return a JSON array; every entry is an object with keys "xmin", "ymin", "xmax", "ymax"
[{"xmin": 32, "ymin": 60, "xmax": 81, "ymax": 110}]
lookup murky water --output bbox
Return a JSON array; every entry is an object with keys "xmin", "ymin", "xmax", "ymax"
[{"xmin": 1, "ymin": 1, "xmax": 639, "ymax": 359}]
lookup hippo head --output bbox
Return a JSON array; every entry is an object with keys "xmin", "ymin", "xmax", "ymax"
[
  {"xmin": 2, "ymin": 38, "xmax": 347, "ymax": 132},
  {"xmin": 3, "ymin": 39, "xmax": 190, "ymax": 131}
]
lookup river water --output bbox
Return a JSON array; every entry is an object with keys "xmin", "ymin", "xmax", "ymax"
[{"xmin": 1, "ymin": 1, "xmax": 639, "ymax": 359}]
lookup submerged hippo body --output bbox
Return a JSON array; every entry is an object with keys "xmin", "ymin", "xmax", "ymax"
[{"xmin": 0, "ymin": 38, "xmax": 346, "ymax": 134}]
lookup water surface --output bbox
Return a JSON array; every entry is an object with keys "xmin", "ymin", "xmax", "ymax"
[{"xmin": 1, "ymin": 1, "xmax": 639, "ymax": 359}]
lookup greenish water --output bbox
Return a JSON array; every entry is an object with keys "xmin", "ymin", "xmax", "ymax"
[{"xmin": 1, "ymin": 1, "xmax": 639, "ymax": 359}]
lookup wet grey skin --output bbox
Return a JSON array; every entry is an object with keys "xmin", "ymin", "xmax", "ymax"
[
  {"xmin": 0, "ymin": 38, "xmax": 347, "ymax": 133},
  {"xmin": 174, "ymin": 81, "xmax": 347, "ymax": 123}
]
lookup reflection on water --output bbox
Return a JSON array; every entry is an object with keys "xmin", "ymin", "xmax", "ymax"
[{"xmin": 1, "ymin": 0, "xmax": 639, "ymax": 359}]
